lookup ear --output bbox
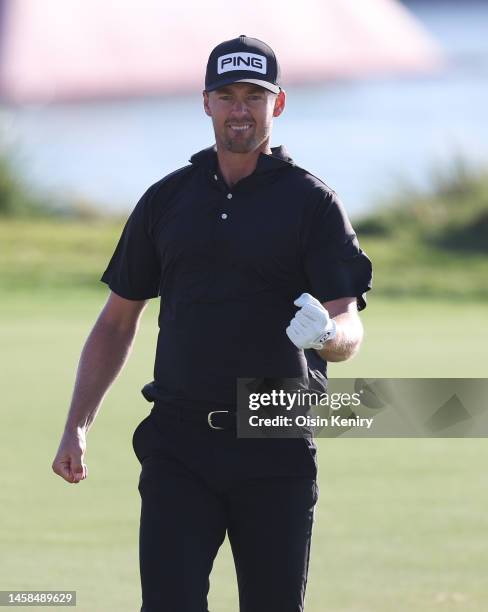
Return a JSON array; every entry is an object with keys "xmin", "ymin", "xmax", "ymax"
[
  {"xmin": 273, "ymin": 90, "xmax": 286, "ymax": 118},
  {"xmin": 203, "ymin": 90, "xmax": 212, "ymax": 117}
]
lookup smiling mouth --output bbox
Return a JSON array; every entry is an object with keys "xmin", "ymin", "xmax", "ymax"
[{"xmin": 227, "ymin": 124, "xmax": 253, "ymax": 132}]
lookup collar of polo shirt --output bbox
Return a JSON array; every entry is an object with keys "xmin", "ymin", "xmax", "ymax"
[{"xmin": 189, "ymin": 145, "xmax": 294, "ymax": 175}]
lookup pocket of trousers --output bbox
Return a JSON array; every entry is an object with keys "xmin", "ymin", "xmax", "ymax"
[{"xmin": 132, "ymin": 415, "xmax": 152, "ymax": 463}]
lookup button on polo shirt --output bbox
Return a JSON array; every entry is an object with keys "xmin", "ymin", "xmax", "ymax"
[{"xmin": 101, "ymin": 145, "xmax": 373, "ymax": 411}]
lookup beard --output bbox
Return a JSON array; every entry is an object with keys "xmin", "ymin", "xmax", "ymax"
[
  {"xmin": 224, "ymin": 136, "xmax": 258, "ymax": 153},
  {"xmin": 218, "ymin": 122, "xmax": 271, "ymax": 154}
]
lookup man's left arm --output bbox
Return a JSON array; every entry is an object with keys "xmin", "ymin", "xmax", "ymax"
[
  {"xmin": 286, "ymin": 293, "xmax": 364, "ymax": 362},
  {"xmin": 316, "ymin": 297, "xmax": 363, "ymax": 362}
]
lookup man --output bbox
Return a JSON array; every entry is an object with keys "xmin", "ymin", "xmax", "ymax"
[{"xmin": 52, "ymin": 35, "xmax": 372, "ymax": 612}]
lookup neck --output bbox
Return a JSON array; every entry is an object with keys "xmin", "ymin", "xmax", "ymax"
[{"xmin": 216, "ymin": 141, "xmax": 273, "ymax": 188}]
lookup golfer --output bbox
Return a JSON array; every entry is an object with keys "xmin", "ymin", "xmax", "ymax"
[{"xmin": 52, "ymin": 35, "xmax": 372, "ymax": 612}]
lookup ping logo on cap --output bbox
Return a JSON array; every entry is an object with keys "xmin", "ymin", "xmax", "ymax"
[{"xmin": 217, "ymin": 53, "xmax": 267, "ymax": 75}]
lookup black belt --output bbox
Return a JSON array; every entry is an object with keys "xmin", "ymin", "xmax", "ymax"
[{"xmin": 152, "ymin": 402, "xmax": 237, "ymax": 431}]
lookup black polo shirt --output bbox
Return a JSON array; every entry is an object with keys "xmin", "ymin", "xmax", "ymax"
[{"xmin": 101, "ymin": 145, "xmax": 372, "ymax": 412}]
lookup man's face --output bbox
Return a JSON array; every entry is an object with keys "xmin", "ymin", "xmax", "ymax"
[{"xmin": 203, "ymin": 83, "xmax": 285, "ymax": 154}]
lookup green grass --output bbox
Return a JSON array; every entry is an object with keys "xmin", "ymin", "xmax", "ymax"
[
  {"xmin": 0, "ymin": 218, "xmax": 122, "ymax": 291},
  {"xmin": 1, "ymin": 291, "xmax": 488, "ymax": 611},
  {"xmin": 328, "ymin": 295, "xmax": 488, "ymax": 378},
  {"xmin": 359, "ymin": 235, "xmax": 488, "ymax": 300}
]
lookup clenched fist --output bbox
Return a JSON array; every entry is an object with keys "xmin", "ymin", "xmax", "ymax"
[
  {"xmin": 286, "ymin": 293, "xmax": 337, "ymax": 350},
  {"xmin": 52, "ymin": 428, "xmax": 88, "ymax": 484}
]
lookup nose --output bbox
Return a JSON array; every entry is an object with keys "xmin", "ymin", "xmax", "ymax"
[{"xmin": 230, "ymin": 100, "xmax": 249, "ymax": 115}]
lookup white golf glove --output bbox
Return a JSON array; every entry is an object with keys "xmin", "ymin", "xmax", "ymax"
[{"xmin": 286, "ymin": 293, "xmax": 337, "ymax": 350}]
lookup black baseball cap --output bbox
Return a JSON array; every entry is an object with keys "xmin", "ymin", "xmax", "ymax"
[{"xmin": 205, "ymin": 35, "xmax": 281, "ymax": 94}]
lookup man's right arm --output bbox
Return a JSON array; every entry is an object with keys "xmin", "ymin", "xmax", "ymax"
[{"xmin": 51, "ymin": 291, "xmax": 148, "ymax": 484}]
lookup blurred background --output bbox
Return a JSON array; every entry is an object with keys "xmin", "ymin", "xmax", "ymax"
[{"xmin": 1, "ymin": 1, "xmax": 487, "ymax": 611}]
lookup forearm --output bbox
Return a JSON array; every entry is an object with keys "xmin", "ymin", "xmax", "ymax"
[
  {"xmin": 317, "ymin": 312, "xmax": 363, "ymax": 362},
  {"xmin": 64, "ymin": 318, "xmax": 138, "ymax": 433}
]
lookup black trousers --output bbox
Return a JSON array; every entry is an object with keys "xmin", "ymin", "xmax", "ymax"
[{"xmin": 132, "ymin": 406, "xmax": 319, "ymax": 612}]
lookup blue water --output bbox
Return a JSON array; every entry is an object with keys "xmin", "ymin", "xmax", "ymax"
[{"xmin": 1, "ymin": 1, "xmax": 488, "ymax": 218}]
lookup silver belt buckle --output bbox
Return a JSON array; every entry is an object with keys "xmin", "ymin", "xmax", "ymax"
[{"xmin": 208, "ymin": 410, "xmax": 229, "ymax": 430}]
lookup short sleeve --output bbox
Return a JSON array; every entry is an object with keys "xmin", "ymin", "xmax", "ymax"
[
  {"xmin": 100, "ymin": 186, "xmax": 161, "ymax": 300},
  {"xmin": 302, "ymin": 190, "xmax": 372, "ymax": 311}
]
